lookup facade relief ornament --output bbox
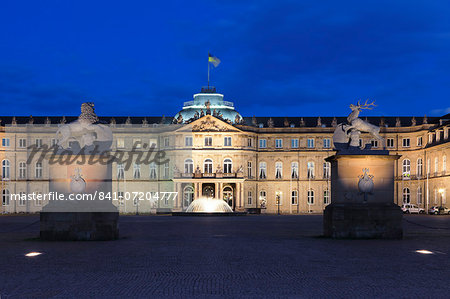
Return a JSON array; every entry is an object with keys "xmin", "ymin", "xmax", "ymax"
[
  {"xmin": 358, "ymin": 168, "xmax": 374, "ymax": 202},
  {"xmin": 192, "ymin": 118, "xmax": 229, "ymax": 132}
]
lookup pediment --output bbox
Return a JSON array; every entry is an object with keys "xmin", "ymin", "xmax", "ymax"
[{"xmin": 175, "ymin": 115, "xmax": 241, "ymax": 132}]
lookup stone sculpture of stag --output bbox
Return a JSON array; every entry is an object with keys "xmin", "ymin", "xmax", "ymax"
[{"xmin": 346, "ymin": 100, "xmax": 383, "ymax": 143}]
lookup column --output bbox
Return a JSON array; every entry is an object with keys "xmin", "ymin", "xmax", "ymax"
[
  {"xmin": 240, "ymin": 182, "xmax": 244, "ymax": 208},
  {"xmin": 214, "ymin": 182, "xmax": 218, "ymax": 199},
  {"xmin": 219, "ymin": 182, "xmax": 223, "ymax": 200}
]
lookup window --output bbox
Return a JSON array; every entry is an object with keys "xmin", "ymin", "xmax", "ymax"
[
  {"xmin": 417, "ymin": 137, "xmax": 422, "ymax": 147},
  {"xmin": 35, "ymin": 162, "xmax": 43, "ymax": 178},
  {"xmin": 323, "ymin": 138, "xmax": 331, "ymax": 149},
  {"xmin": 307, "ymin": 162, "xmax": 315, "ymax": 179},
  {"xmin": 247, "ymin": 137, "xmax": 253, "ymax": 147},
  {"xmin": 275, "ymin": 139, "xmax": 283, "ymax": 148},
  {"xmin": 259, "ymin": 190, "xmax": 267, "ymax": 208},
  {"xmin": 275, "ymin": 162, "xmax": 282, "ymax": 179},
  {"xmin": 291, "ymin": 190, "xmax": 298, "ymax": 205},
  {"xmin": 149, "ymin": 138, "xmax": 157, "ymax": 148},
  {"xmin": 163, "ymin": 162, "xmax": 169, "ymax": 178},
  {"xmin": 150, "ymin": 162, "xmax": 157, "ymax": 179},
  {"xmin": 417, "ymin": 187, "xmax": 423, "ymax": 205},
  {"xmin": 402, "ymin": 159, "xmax": 411, "ymax": 178},
  {"xmin": 435, "ymin": 157, "xmax": 439, "ymax": 174},
  {"xmin": 247, "ymin": 191, "xmax": 252, "ymax": 205},
  {"xmin": 291, "ymin": 162, "xmax": 298, "ymax": 179},
  {"xmin": 428, "ymin": 133, "xmax": 433, "ymax": 144},
  {"xmin": 275, "ymin": 191, "xmax": 282, "ymax": 205},
  {"xmin": 417, "ymin": 158, "xmax": 423, "ymax": 177},
  {"xmin": 35, "ymin": 139, "xmax": 42, "ymax": 148},
  {"xmin": 307, "ymin": 138, "xmax": 315, "ymax": 148},
  {"xmin": 18, "ymin": 192, "xmax": 26, "ymax": 206},
  {"xmin": 443, "ymin": 156, "xmax": 447, "ymax": 173},
  {"xmin": 402, "ymin": 138, "xmax": 410, "ymax": 147},
  {"xmin": 205, "ymin": 137, "xmax": 212, "ymax": 146},
  {"xmin": 223, "ymin": 158, "xmax": 232, "ymax": 173},
  {"xmin": 118, "ymin": 192, "xmax": 124, "ymax": 206},
  {"xmin": 359, "ymin": 139, "xmax": 363, "ymax": 147},
  {"xmin": 185, "ymin": 136, "xmax": 193, "ymax": 147},
  {"xmin": 117, "ymin": 163, "xmax": 125, "ymax": 179},
  {"xmin": 324, "ymin": 189, "xmax": 330, "ymax": 204},
  {"xmin": 19, "ymin": 138, "xmax": 26, "ymax": 148},
  {"xmin": 291, "ymin": 139, "xmax": 299, "ymax": 148},
  {"xmin": 224, "ymin": 137, "xmax": 232, "ymax": 146},
  {"xmin": 19, "ymin": 162, "xmax": 26, "ymax": 179},
  {"xmin": 323, "ymin": 162, "xmax": 331, "ymax": 179},
  {"xmin": 2, "ymin": 189, "xmax": 10, "ymax": 206},
  {"xmin": 2, "ymin": 138, "xmax": 10, "ymax": 147},
  {"xmin": 163, "ymin": 137, "xmax": 170, "ymax": 147},
  {"xmin": 247, "ymin": 161, "xmax": 252, "ymax": 178},
  {"xmin": 183, "ymin": 187, "xmax": 194, "ymax": 207},
  {"xmin": 133, "ymin": 163, "xmax": 141, "ymax": 179},
  {"xmin": 371, "ymin": 140, "xmax": 378, "ymax": 148},
  {"xmin": 307, "ymin": 190, "xmax": 314, "ymax": 205},
  {"xmin": 259, "ymin": 162, "xmax": 267, "ymax": 179},
  {"xmin": 204, "ymin": 159, "xmax": 213, "ymax": 173},
  {"xmin": 259, "ymin": 139, "xmax": 267, "ymax": 149},
  {"xmin": 184, "ymin": 159, "xmax": 193, "ymax": 174},
  {"xmin": 387, "ymin": 138, "xmax": 394, "ymax": 148},
  {"xmin": 2, "ymin": 159, "xmax": 10, "ymax": 179},
  {"xmin": 403, "ymin": 187, "xmax": 410, "ymax": 204},
  {"xmin": 35, "ymin": 192, "xmax": 42, "ymax": 206},
  {"xmin": 51, "ymin": 139, "xmax": 58, "ymax": 147},
  {"xmin": 116, "ymin": 138, "xmax": 125, "ymax": 148}
]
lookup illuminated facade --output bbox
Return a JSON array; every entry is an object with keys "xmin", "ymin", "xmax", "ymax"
[{"xmin": 0, "ymin": 88, "xmax": 449, "ymax": 214}]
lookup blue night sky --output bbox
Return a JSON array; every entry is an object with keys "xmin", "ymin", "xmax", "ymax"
[{"xmin": 1, "ymin": 0, "xmax": 450, "ymax": 117}]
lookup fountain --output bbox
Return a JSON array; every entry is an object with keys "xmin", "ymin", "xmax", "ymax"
[{"xmin": 172, "ymin": 197, "xmax": 246, "ymax": 216}]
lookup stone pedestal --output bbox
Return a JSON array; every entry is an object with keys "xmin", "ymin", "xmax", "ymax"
[
  {"xmin": 323, "ymin": 152, "xmax": 402, "ymax": 239},
  {"xmin": 40, "ymin": 153, "xmax": 119, "ymax": 241}
]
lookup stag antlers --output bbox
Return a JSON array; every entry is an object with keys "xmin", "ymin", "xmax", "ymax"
[{"xmin": 356, "ymin": 99, "xmax": 376, "ymax": 110}]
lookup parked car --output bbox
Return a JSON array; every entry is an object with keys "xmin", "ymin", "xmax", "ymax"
[
  {"xmin": 401, "ymin": 204, "xmax": 425, "ymax": 214},
  {"xmin": 428, "ymin": 206, "xmax": 450, "ymax": 215}
]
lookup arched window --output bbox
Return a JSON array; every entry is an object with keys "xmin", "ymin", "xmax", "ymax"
[
  {"xmin": 2, "ymin": 189, "xmax": 10, "ymax": 206},
  {"xmin": 291, "ymin": 190, "xmax": 298, "ymax": 205},
  {"xmin": 35, "ymin": 162, "xmax": 43, "ymax": 178},
  {"xmin": 149, "ymin": 162, "xmax": 157, "ymax": 179},
  {"xmin": 259, "ymin": 162, "xmax": 267, "ymax": 179},
  {"xmin": 402, "ymin": 159, "xmax": 411, "ymax": 178},
  {"xmin": 417, "ymin": 158, "xmax": 423, "ymax": 177},
  {"xmin": 403, "ymin": 187, "xmax": 410, "ymax": 204},
  {"xmin": 307, "ymin": 189, "xmax": 314, "ymax": 205},
  {"xmin": 417, "ymin": 186, "xmax": 423, "ymax": 205},
  {"xmin": 184, "ymin": 158, "xmax": 193, "ymax": 174},
  {"xmin": 291, "ymin": 162, "xmax": 298, "ymax": 179},
  {"xmin": 275, "ymin": 162, "xmax": 282, "ymax": 179},
  {"xmin": 307, "ymin": 162, "xmax": 315, "ymax": 179},
  {"xmin": 19, "ymin": 162, "xmax": 26, "ymax": 179},
  {"xmin": 2, "ymin": 159, "xmax": 10, "ymax": 179},
  {"xmin": 204, "ymin": 159, "xmax": 213, "ymax": 173},
  {"xmin": 223, "ymin": 158, "xmax": 232, "ymax": 173},
  {"xmin": 183, "ymin": 186, "xmax": 194, "ymax": 207},
  {"xmin": 259, "ymin": 190, "xmax": 267, "ymax": 208}
]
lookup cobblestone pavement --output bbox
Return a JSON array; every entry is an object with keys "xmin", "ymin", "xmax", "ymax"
[{"xmin": 0, "ymin": 214, "xmax": 449, "ymax": 298}]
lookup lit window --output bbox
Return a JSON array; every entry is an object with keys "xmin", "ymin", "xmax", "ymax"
[
  {"xmin": 323, "ymin": 162, "xmax": 331, "ymax": 179},
  {"xmin": 116, "ymin": 138, "xmax": 125, "ymax": 148},
  {"xmin": 291, "ymin": 162, "xmax": 298, "ymax": 179},
  {"xmin": 307, "ymin": 162, "xmax": 315, "ymax": 179}
]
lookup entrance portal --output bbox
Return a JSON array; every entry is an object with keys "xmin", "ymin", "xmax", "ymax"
[
  {"xmin": 223, "ymin": 186, "xmax": 233, "ymax": 209},
  {"xmin": 202, "ymin": 183, "xmax": 215, "ymax": 198}
]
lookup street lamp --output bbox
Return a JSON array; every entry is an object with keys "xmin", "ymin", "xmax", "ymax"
[{"xmin": 276, "ymin": 191, "xmax": 281, "ymax": 215}]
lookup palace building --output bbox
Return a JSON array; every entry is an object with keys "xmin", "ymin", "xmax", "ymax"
[{"xmin": 0, "ymin": 87, "xmax": 449, "ymax": 214}]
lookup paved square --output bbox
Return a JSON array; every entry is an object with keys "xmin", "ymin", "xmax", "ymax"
[{"xmin": 0, "ymin": 215, "xmax": 449, "ymax": 298}]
